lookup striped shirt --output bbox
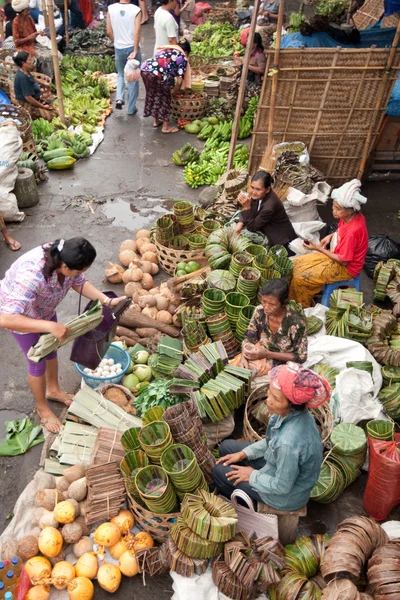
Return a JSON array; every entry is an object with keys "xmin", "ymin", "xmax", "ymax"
[{"xmin": 0, "ymin": 245, "xmax": 85, "ymax": 328}]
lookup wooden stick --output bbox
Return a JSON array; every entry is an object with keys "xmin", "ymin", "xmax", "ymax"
[
  {"xmin": 42, "ymin": 0, "xmax": 50, "ymax": 30},
  {"xmin": 358, "ymin": 19, "xmax": 400, "ymax": 180},
  {"xmin": 267, "ymin": 0, "xmax": 285, "ymax": 146},
  {"xmin": 64, "ymin": 0, "xmax": 69, "ymax": 46},
  {"xmin": 248, "ymin": 53, "xmax": 272, "ymax": 176},
  {"xmin": 45, "ymin": 0, "xmax": 66, "ymax": 124},
  {"xmin": 226, "ymin": 0, "xmax": 262, "ymax": 171},
  {"xmin": 0, "ymin": 11, "xmax": 4, "ymax": 44}
]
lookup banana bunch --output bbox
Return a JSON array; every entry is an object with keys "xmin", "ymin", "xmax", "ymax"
[
  {"xmin": 172, "ymin": 143, "xmax": 200, "ymax": 166},
  {"xmin": 183, "ymin": 144, "xmax": 249, "ymax": 188},
  {"xmin": 238, "ymin": 98, "xmax": 259, "ymax": 140},
  {"xmin": 183, "ymin": 162, "xmax": 209, "ymax": 188}
]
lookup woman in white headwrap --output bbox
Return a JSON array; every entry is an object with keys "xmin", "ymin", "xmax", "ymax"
[
  {"xmin": 289, "ymin": 179, "xmax": 369, "ymax": 308},
  {"xmin": 11, "ymin": 0, "xmax": 40, "ymax": 54}
]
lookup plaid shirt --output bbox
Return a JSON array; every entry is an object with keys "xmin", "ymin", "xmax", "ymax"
[{"xmin": 0, "ymin": 245, "xmax": 85, "ymax": 325}]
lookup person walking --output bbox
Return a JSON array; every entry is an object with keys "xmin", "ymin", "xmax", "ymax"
[
  {"xmin": 153, "ymin": 0, "xmax": 178, "ymax": 52},
  {"xmin": 107, "ymin": 0, "xmax": 142, "ymax": 114}
]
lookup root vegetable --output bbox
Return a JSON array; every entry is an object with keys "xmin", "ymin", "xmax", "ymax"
[
  {"xmin": 119, "ymin": 335, "xmax": 140, "ymax": 347},
  {"xmin": 136, "ymin": 327, "xmax": 159, "ymax": 337},
  {"xmin": 17, "ymin": 535, "xmax": 39, "ymax": 562},
  {"xmin": 35, "ymin": 489, "xmax": 59, "ymax": 512},
  {"xmin": 75, "ymin": 552, "xmax": 98, "ymax": 579},
  {"xmin": 157, "ymin": 310, "xmax": 173, "ymax": 325},
  {"xmin": 63, "ymin": 465, "xmax": 86, "ymax": 484},
  {"xmin": 26, "ymin": 585, "xmax": 51, "ymax": 600},
  {"xmin": 94, "ymin": 522, "xmax": 121, "ymax": 547},
  {"xmin": 33, "ymin": 507, "xmax": 46, "ymax": 526},
  {"xmin": 61, "ymin": 522, "xmax": 83, "ymax": 544},
  {"xmin": 173, "ymin": 313, "xmax": 182, "ymax": 327},
  {"xmin": 54, "ymin": 501, "xmax": 76, "ymax": 524},
  {"xmin": 130, "ymin": 267, "xmax": 143, "ymax": 282},
  {"xmin": 119, "ymin": 551, "xmax": 139, "ymax": 577},
  {"xmin": 52, "ymin": 561, "xmax": 76, "ymax": 590},
  {"xmin": 141, "ymin": 273, "xmax": 154, "ymax": 291},
  {"xmin": 68, "ymin": 577, "xmax": 94, "ymax": 600},
  {"xmin": 141, "ymin": 242, "xmax": 157, "ymax": 255},
  {"xmin": 55, "ymin": 477, "xmax": 70, "ymax": 493},
  {"xmin": 120, "ymin": 312, "xmax": 180, "ymax": 337},
  {"xmin": 120, "ymin": 240, "xmax": 137, "ymax": 253},
  {"xmin": 68, "ymin": 477, "xmax": 87, "ymax": 502},
  {"xmin": 138, "ymin": 294, "xmax": 156, "ymax": 309},
  {"xmin": 109, "ymin": 539, "xmax": 129, "ymax": 560},
  {"xmin": 39, "ymin": 509, "xmax": 59, "ymax": 529},
  {"xmin": 142, "ymin": 306, "xmax": 158, "ymax": 319},
  {"xmin": 74, "ymin": 516, "xmax": 92, "ymax": 537},
  {"xmin": 104, "ymin": 263, "xmax": 125, "ymax": 284},
  {"xmin": 136, "ymin": 229, "xmax": 151, "ymax": 240},
  {"xmin": 141, "ymin": 251, "xmax": 158, "ymax": 264},
  {"xmin": 73, "ymin": 537, "xmax": 94, "ymax": 559},
  {"xmin": 25, "ymin": 556, "xmax": 52, "ymax": 583},
  {"xmin": 110, "ymin": 509, "xmax": 135, "ymax": 535},
  {"xmin": 154, "ymin": 295, "xmax": 169, "ymax": 311},
  {"xmin": 119, "ymin": 250, "xmax": 137, "ymax": 267},
  {"xmin": 97, "ymin": 563, "xmax": 122, "ymax": 593},
  {"xmin": 168, "ymin": 303, "xmax": 178, "ymax": 315},
  {"xmin": 38, "ymin": 527, "xmax": 63, "ymax": 558}
]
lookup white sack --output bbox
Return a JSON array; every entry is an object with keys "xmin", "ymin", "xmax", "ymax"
[
  {"xmin": 0, "ymin": 123, "xmax": 25, "ymax": 222},
  {"xmin": 290, "ymin": 221, "xmax": 326, "ymax": 255},
  {"xmin": 203, "ymin": 412, "xmax": 235, "ymax": 448},
  {"xmin": 381, "ymin": 521, "xmax": 400, "ymax": 540},
  {"xmin": 171, "ymin": 568, "xmax": 269, "ymax": 600}
]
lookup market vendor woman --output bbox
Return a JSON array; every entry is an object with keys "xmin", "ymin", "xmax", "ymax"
[
  {"xmin": 213, "ymin": 362, "xmax": 329, "ymax": 510},
  {"xmin": 289, "ymin": 179, "xmax": 369, "ymax": 308},
  {"xmin": 0, "ymin": 238, "xmax": 125, "ymax": 433},
  {"xmin": 235, "ymin": 171, "xmax": 296, "ymax": 251},
  {"xmin": 231, "ymin": 278, "xmax": 307, "ymax": 377},
  {"xmin": 13, "ymin": 51, "xmax": 57, "ymax": 121}
]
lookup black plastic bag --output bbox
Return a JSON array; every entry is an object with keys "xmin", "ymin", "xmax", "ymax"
[{"xmin": 364, "ymin": 235, "xmax": 400, "ymax": 278}]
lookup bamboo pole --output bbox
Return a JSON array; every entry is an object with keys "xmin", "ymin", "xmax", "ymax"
[
  {"xmin": 0, "ymin": 11, "xmax": 4, "ymax": 43},
  {"xmin": 64, "ymin": 0, "xmax": 69, "ymax": 46},
  {"xmin": 45, "ymin": 0, "xmax": 66, "ymax": 124},
  {"xmin": 226, "ymin": 0, "xmax": 261, "ymax": 171},
  {"xmin": 42, "ymin": 0, "xmax": 50, "ymax": 29},
  {"xmin": 267, "ymin": 0, "xmax": 285, "ymax": 146},
  {"xmin": 358, "ymin": 18, "xmax": 400, "ymax": 179},
  {"xmin": 248, "ymin": 52, "xmax": 271, "ymax": 175}
]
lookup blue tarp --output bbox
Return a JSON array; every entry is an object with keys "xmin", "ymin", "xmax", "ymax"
[
  {"xmin": 280, "ymin": 27, "xmax": 397, "ymax": 49},
  {"xmin": 385, "ymin": 0, "xmax": 400, "ymax": 15},
  {"xmin": 387, "ymin": 73, "xmax": 400, "ymax": 116}
]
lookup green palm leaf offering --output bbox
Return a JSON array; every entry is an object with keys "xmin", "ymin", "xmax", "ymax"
[
  {"xmin": 382, "ymin": 365, "xmax": 400, "ymax": 385},
  {"xmin": 135, "ymin": 465, "xmax": 178, "ymax": 514},
  {"xmin": 27, "ymin": 299, "xmax": 103, "ymax": 362},
  {"xmin": 378, "ymin": 384, "xmax": 400, "ymax": 420},
  {"xmin": 311, "ymin": 461, "xmax": 345, "ymax": 504},
  {"xmin": 311, "ymin": 363, "xmax": 339, "ymax": 389},
  {"xmin": 366, "ymin": 419, "xmax": 395, "ymax": 441},
  {"xmin": 181, "ymin": 489, "xmax": 237, "ymax": 543},
  {"xmin": 207, "ymin": 269, "xmax": 236, "ymax": 292},
  {"xmin": 120, "ymin": 450, "xmax": 149, "ymax": 500},
  {"xmin": 306, "ymin": 317, "xmax": 323, "ymax": 336},
  {"xmin": 330, "ymin": 423, "xmax": 367, "ymax": 456}
]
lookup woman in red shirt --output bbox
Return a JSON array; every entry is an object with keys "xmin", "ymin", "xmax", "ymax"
[{"xmin": 289, "ymin": 179, "xmax": 368, "ymax": 308}]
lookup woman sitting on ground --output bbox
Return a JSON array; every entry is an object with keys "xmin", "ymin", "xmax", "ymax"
[
  {"xmin": 13, "ymin": 51, "xmax": 57, "ymax": 121},
  {"xmin": 141, "ymin": 38, "xmax": 191, "ymax": 134},
  {"xmin": 213, "ymin": 362, "xmax": 329, "ymax": 510},
  {"xmin": 230, "ymin": 278, "xmax": 307, "ymax": 377},
  {"xmin": 289, "ymin": 179, "xmax": 368, "ymax": 308},
  {"xmin": 235, "ymin": 171, "xmax": 296, "ymax": 253},
  {"xmin": 12, "ymin": 0, "xmax": 40, "ymax": 54},
  {"xmin": 235, "ymin": 32, "xmax": 266, "ymax": 85}
]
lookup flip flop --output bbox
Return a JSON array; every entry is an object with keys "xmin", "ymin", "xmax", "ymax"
[
  {"xmin": 115, "ymin": 100, "xmax": 124, "ymax": 110},
  {"xmin": 162, "ymin": 127, "xmax": 179, "ymax": 134},
  {"xmin": 46, "ymin": 395, "xmax": 73, "ymax": 406},
  {"xmin": 5, "ymin": 239, "xmax": 21, "ymax": 251},
  {"xmin": 153, "ymin": 121, "xmax": 162, "ymax": 128},
  {"xmin": 40, "ymin": 418, "xmax": 61, "ymax": 433}
]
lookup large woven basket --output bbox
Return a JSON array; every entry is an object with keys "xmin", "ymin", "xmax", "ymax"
[
  {"xmin": 127, "ymin": 490, "xmax": 180, "ymax": 543},
  {"xmin": 0, "ymin": 103, "xmax": 32, "ymax": 144},
  {"xmin": 171, "ymin": 90, "xmax": 207, "ymax": 122},
  {"xmin": 155, "ymin": 238, "xmax": 206, "ymax": 276},
  {"xmin": 243, "ymin": 386, "xmax": 334, "ymax": 445}
]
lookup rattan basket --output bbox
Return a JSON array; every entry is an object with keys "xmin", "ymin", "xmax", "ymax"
[
  {"xmin": 0, "ymin": 103, "xmax": 32, "ymax": 144},
  {"xmin": 0, "ymin": 49, "xmax": 18, "ymax": 96},
  {"xmin": 155, "ymin": 238, "xmax": 207, "ymax": 276},
  {"xmin": 171, "ymin": 90, "xmax": 207, "ymax": 122},
  {"xmin": 127, "ymin": 490, "xmax": 181, "ymax": 543}
]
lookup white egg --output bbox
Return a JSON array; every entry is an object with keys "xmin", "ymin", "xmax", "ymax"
[
  {"xmin": 83, "ymin": 368, "xmax": 90, "ymax": 374},
  {"xmin": 102, "ymin": 365, "xmax": 110, "ymax": 372},
  {"xmin": 116, "ymin": 369, "xmax": 123, "ymax": 375},
  {"xmin": 108, "ymin": 359, "xmax": 115, "ymax": 366},
  {"xmin": 115, "ymin": 363, "xmax": 122, "ymax": 370}
]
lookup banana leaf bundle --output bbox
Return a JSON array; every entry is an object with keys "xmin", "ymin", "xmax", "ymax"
[
  {"xmin": 172, "ymin": 143, "xmax": 200, "ymax": 166},
  {"xmin": 306, "ymin": 316, "xmax": 323, "ymax": 336},
  {"xmin": 207, "ymin": 269, "xmax": 236, "ymax": 293},
  {"xmin": 181, "ymin": 489, "xmax": 237, "ymax": 542},
  {"xmin": 229, "ymin": 252, "xmax": 254, "ymax": 279},
  {"xmin": 205, "ymin": 227, "xmax": 252, "ymax": 270},
  {"xmin": 283, "ymin": 534, "xmax": 329, "ymax": 579},
  {"xmin": 269, "ymin": 245, "xmax": 288, "ymax": 260},
  {"xmin": 181, "ymin": 279, "xmax": 208, "ymax": 299},
  {"xmin": 161, "ymin": 444, "xmax": 208, "ymax": 499},
  {"xmin": 382, "ymin": 365, "xmax": 400, "ymax": 385},
  {"xmin": 120, "ymin": 449, "xmax": 149, "ymax": 500},
  {"xmin": 367, "ymin": 541, "xmax": 400, "ymax": 599},
  {"xmin": 272, "ymin": 572, "xmax": 326, "ymax": 600},
  {"xmin": 236, "ymin": 268, "xmax": 261, "ymax": 302},
  {"xmin": 330, "ymin": 289, "xmax": 364, "ymax": 310},
  {"xmin": 311, "ymin": 363, "xmax": 339, "ymax": 389},
  {"xmin": 320, "ymin": 579, "xmax": 369, "ymax": 599},
  {"xmin": 159, "ymin": 537, "xmax": 209, "ymax": 577},
  {"xmin": 311, "ymin": 460, "xmax": 346, "ymax": 504},
  {"xmin": 142, "ymin": 406, "xmax": 165, "ymax": 426},
  {"xmin": 320, "ymin": 516, "xmax": 388, "ymax": 582},
  {"xmin": 367, "ymin": 311, "xmax": 400, "ymax": 366},
  {"xmin": 346, "ymin": 361, "xmax": 373, "ymax": 376},
  {"xmin": 366, "ymin": 419, "xmax": 394, "ymax": 441},
  {"xmin": 378, "ymin": 383, "xmax": 400, "ymax": 420},
  {"xmin": 27, "ymin": 299, "xmax": 104, "ymax": 362},
  {"xmin": 135, "ymin": 465, "xmax": 178, "ymax": 513},
  {"xmin": 374, "ymin": 261, "xmax": 395, "ymax": 302},
  {"xmin": 171, "ymin": 517, "xmax": 224, "ymax": 558},
  {"xmin": 139, "ymin": 421, "xmax": 173, "ymax": 464},
  {"xmin": 330, "ymin": 423, "xmax": 367, "ymax": 458}
]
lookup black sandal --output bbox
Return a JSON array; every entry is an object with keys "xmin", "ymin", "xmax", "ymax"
[{"xmin": 115, "ymin": 100, "xmax": 124, "ymax": 110}]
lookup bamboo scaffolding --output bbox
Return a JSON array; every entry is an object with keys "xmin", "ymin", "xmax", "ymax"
[
  {"xmin": 267, "ymin": 0, "xmax": 285, "ymax": 146},
  {"xmin": 226, "ymin": 0, "xmax": 261, "ymax": 170},
  {"xmin": 45, "ymin": 0, "xmax": 65, "ymax": 124},
  {"xmin": 64, "ymin": 0, "xmax": 69, "ymax": 46},
  {"xmin": 358, "ymin": 18, "xmax": 400, "ymax": 179}
]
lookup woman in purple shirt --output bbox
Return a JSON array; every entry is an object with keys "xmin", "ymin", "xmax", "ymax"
[{"xmin": 0, "ymin": 237, "xmax": 125, "ymax": 432}]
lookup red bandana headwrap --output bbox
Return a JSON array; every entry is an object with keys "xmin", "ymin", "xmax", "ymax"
[{"xmin": 268, "ymin": 362, "xmax": 330, "ymax": 409}]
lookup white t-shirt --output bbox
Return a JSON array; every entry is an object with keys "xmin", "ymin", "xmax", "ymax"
[
  {"xmin": 108, "ymin": 2, "xmax": 141, "ymax": 50},
  {"xmin": 154, "ymin": 6, "xmax": 179, "ymax": 50}
]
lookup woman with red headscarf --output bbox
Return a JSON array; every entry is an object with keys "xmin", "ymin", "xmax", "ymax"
[{"xmin": 213, "ymin": 362, "xmax": 330, "ymax": 510}]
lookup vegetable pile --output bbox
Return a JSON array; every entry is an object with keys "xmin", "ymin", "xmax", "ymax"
[{"xmin": 191, "ymin": 23, "xmax": 243, "ymax": 58}]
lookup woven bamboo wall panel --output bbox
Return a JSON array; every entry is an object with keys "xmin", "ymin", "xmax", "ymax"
[
  {"xmin": 353, "ymin": 0, "xmax": 384, "ymax": 30},
  {"xmin": 250, "ymin": 47, "xmax": 400, "ymax": 184}
]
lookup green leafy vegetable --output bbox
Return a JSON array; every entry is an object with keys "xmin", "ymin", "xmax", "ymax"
[
  {"xmin": 133, "ymin": 380, "xmax": 185, "ymax": 416},
  {"xmin": 0, "ymin": 418, "xmax": 44, "ymax": 456}
]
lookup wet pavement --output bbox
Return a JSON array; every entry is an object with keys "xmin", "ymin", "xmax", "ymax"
[{"xmin": 1, "ymin": 5, "xmax": 400, "ymax": 597}]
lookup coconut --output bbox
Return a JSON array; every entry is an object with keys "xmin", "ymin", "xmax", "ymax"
[
  {"xmin": 135, "ymin": 237, "xmax": 148, "ymax": 254},
  {"xmin": 130, "ymin": 267, "xmax": 143, "ymax": 282},
  {"xmin": 54, "ymin": 501, "xmax": 76, "ymax": 524},
  {"xmin": 140, "ymin": 242, "xmax": 157, "ymax": 255},
  {"xmin": 48, "ymin": 550, "xmax": 66, "ymax": 567},
  {"xmin": 142, "ymin": 306, "xmax": 158, "ymax": 319},
  {"xmin": 136, "ymin": 229, "xmax": 151, "ymax": 240},
  {"xmin": 139, "ymin": 261, "xmax": 154, "ymax": 274},
  {"xmin": 61, "ymin": 522, "xmax": 83, "ymax": 544},
  {"xmin": 63, "ymin": 465, "xmax": 86, "ymax": 484},
  {"xmin": 74, "ymin": 516, "xmax": 92, "ymax": 537},
  {"xmin": 150, "ymin": 263, "xmax": 159, "ymax": 275},
  {"xmin": 155, "ymin": 295, "xmax": 169, "ymax": 311},
  {"xmin": 103, "ymin": 387, "xmax": 128, "ymax": 408},
  {"xmin": 104, "ymin": 263, "xmax": 125, "ymax": 284},
  {"xmin": 65, "ymin": 498, "xmax": 80, "ymax": 518},
  {"xmin": 17, "ymin": 535, "xmax": 39, "ymax": 562},
  {"xmin": 52, "ymin": 561, "xmax": 76, "ymax": 590},
  {"xmin": 119, "ymin": 249, "xmax": 137, "ymax": 267},
  {"xmin": 35, "ymin": 489, "xmax": 59, "ymax": 512},
  {"xmin": 121, "ymin": 268, "xmax": 134, "ymax": 284},
  {"xmin": 141, "ymin": 251, "xmax": 158, "ymax": 264},
  {"xmin": 125, "ymin": 283, "xmax": 143, "ymax": 298},
  {"xmin": 39, "ymin": 509, "xmax": 59, "ymax": 529},
  {"xmin": 73, "ymin": 537, "xmax": 94, "ymax": 559},
  {"xmin": 141, "ymin": 273, "xmax": 154, "ymax": 291},
  {"xmin": 38, "ymin": 527, "xmax": 63, "ymax": 558},
  {"xmin": 157, "ymin": 310, "xmax": 173, "ymax": 325},
  {"xmin": 67, "ymin": 477, "xmax": 87, "ymax": 502},
  {"xmin": 55, "ymin": 476, "xmax": 70, "ymax": 493},
  {"xmin": 120, "ymin": 240, "xmax": 137, "ymax": 253}
]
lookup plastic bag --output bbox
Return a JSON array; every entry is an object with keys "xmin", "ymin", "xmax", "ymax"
[
  {"xmin": 124, "ymin": 58, "xmax": 140, "ymax": 83},
  {"xmin": 192, "ymin": 2, "xmax": 212, "ymax": 25},
  {"xmin": 364, "ymin": 234, "xmax": 400, "ymax": 278},
  {"xmin": 363, "ymin": 434, "xmax": 400, "ymax": 521}
]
